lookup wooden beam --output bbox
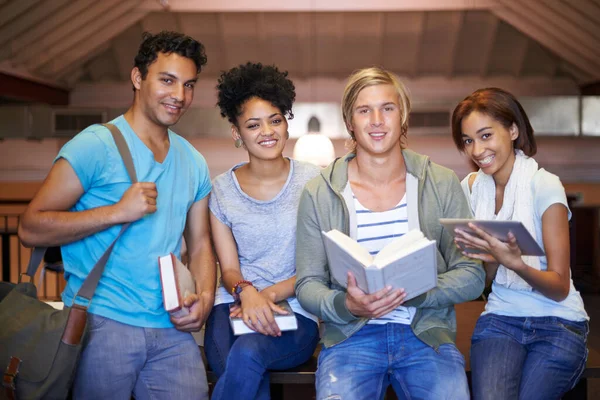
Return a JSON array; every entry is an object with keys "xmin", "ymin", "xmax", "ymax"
[
  {"xmin": 542, "ymin": 0, "xmax": 600, "ymax": 41},
  {"xmin": 564, "ymin": 0, "xmax": 600, "ymax": 26},
  {"xmin": 69, "ymin": 76, "xmax": 580, "ymax": 109},
  {"xmin": 510, "ymin": 0, "xmax": 600, "ymax": 59},
  {"xmin": 514, "ymin": 38, "xmax": 529, "ymax": 78},
  {"xmin": 138, "ymin": 0, "xmax": 498, "ymax": 12},
  {"xmin": 296, "ymin": 13, "xmax": 311, "ymax": 79},
  {"xmin": 0, "ymin": 0, "xmax": 43, "ymax": 28},
  {"xmin": 0, "ymin": 0, "xmax": 70, "ymax": 47},
  {"xmin": 48, "ymin": 10, "xmax": 148, "ymax": 79},
  {"xmin": 215, "ymin": 14, "xmax": 229, "ymax": 72},
  {"xmin": 374, "ymin": 12, "xmax": 386, "ymax": 68},
  {"xmin": 581, "ymin": 81, "xmax": 600, "ymax": 95},
  {"xmin": 12, "ymin": 0, "xmax": 122, "ymax": 67},
  {"xmin": 491, "ymin": 6, "xmax": 600, "ymax": 79},
  {"xmin": 26, "ymin": 0, "xmax": 144, "ymax": 72},
  {"xmin": 0, "ymin": 72, "xmax": 68, "ymax": 105},
  {"xmin": 412, "ymin": 12, "xmax": 427, "ymax": 78},
  {"xmin": 480, "ymin": 15, "xmax": 499, "ymax": 77},
  {"xmin": 256, "ymin": 13, "xmax": 267, "ymax": 64},
  {"xmin": 559, "ymin": 61, "xmax": 593, "ymax": 84},
  {"xmin": 8, "ymin": 0, "xmax": 95, "ymax": 54},
  {"xmin": 447, "ymin": 11, "xmax": 465, "ymax": 78}
]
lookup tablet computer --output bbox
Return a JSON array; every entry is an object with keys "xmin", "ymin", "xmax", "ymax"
[{"xmin": 439, "ymin": 218, "xmax": 545, "ymax": 256}]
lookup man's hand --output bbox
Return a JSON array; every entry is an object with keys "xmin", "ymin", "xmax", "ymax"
[
  {"xmin": 114, "ymin": 182, "xmax": 158, "ymax": 222},
  {"xmin": 171, "ymin": 293, "xmax": 212, "ymax": 332},
  {"xmin": 345, "ymin": 272, "xmax": 407, "ymax": 318}
]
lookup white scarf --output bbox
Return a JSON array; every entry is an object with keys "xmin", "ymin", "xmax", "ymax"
[{"xmin": 470, "ymin": 150, "xmax": 540, "ymax": 291}]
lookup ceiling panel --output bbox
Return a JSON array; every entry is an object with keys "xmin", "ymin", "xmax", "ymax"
[
  {"xmin": 418, "ymin": 11, "xmax": 463, "ymax": 76},
  {"xmin": 381, "ymin": 12, "xmax": 425, "ymax": 76},
  {"xmin": 453, "ymin": 11, "xmax": 498, "ymax": 76},
  {"xmin": 178, "ymin": 13, "xmax": 225, "ymax": 75},
  {"xmin": 219, "ymin": 13, "xmax": 261, "ymax": 68},
  {"xmin": 339, "ymin": 13, "xmax": 384, "ymax": 77},
  {"xmin": 0, "ymin": 3, "xmax": 598, "ymax": 94},
  {"xmin": 487, "ymin": 20, "xmax": 528, "ymax": 76}
]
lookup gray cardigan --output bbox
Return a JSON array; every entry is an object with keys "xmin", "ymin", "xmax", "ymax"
[{"xmin": 294, "ymin": 149, "xmax": 485, "ymax": 349}]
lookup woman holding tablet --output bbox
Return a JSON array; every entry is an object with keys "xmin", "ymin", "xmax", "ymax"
[{"xmin": 451, "ymin": 87, "xmax": 588, "ymax": 400}]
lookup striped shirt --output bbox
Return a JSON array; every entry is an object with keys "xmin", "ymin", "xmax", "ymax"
[{"xmin": 353, "ymin": 192, "xmax": 416, "ymax": 325}]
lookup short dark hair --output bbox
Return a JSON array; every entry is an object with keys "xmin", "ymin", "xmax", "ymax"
[
  {"xmin": 216, "ymin": 62, "xmax": 295, "ymax": 125},
  {"xmin": 133, "ymin": 31, "xmax": 207, "ymax": 89},
  {"xmin": 451, "ymin": 87, "xmax": 537, "ymax": 156}
]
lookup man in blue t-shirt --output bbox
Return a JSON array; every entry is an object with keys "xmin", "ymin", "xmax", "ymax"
[{"xmin": 19, "ymin": 31, "xmax": 216, "ymax": 399}]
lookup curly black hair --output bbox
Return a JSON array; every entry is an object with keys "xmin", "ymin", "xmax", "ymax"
[
  {"xmin": 216, "ymin": 62, "xmax": 295, "ymax": 125},
  {"xmin": 133, "ymin": 31, "xmax": 207, "ymax": 90}
]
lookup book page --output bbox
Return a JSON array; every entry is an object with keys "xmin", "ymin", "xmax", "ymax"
[
  {"xmin": 174, "ymin": 257, "xmax": 196, "ymax": 298},
  {"xmin": 373, "ymin": 230, "xmax": 424, "ymax": 268},
  {"xmin": 322, "ymin": 230, "xmax": 372, "ymax": 290},
  {"xmin": 378, "ymin": 240, "xmax": 437, "ymax": 300}
]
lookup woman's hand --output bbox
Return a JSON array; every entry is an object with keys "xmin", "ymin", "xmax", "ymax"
[
  {"xmin": 455, "ymin": 223, "xmax": 526, "ymax": 272},
  {"xmin": 235, "ymin": 286, "xmax": 288, "ymax": 337}
]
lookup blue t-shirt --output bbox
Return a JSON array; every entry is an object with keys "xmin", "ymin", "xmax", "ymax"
[{"xmin": 58, "ymin": 116, "xmax": 211, "ymax": 328}]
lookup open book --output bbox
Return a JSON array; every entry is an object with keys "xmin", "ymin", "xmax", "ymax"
[
  {"xmin": 321, "ymin": 229, "xmax": 437, "ymax": 300},
  {"xmin": 158, "ymin": 253, "xmax": 196, "ymax": 318},
  {"xmin": 229, "ymin": 300, "xmax": 297, "ymax": 336},
  {"xmin": 439, "ymin": 218, "xmax": 545, "ymax": 256}
]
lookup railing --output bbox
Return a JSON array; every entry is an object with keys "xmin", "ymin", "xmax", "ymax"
[{"xmin": 1, "ymin": 214, "xmax": 64, "ymax": 300}]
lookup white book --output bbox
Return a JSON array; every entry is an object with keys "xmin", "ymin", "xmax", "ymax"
[
  {"xmin": 321, "ymin": 229, "xmax": 437, "ymax": 300},
  {"xmin": 439, "ymin": 218, "xmax": 545, "ymax": 256},
  {"xmin": 229, "ymin": 300, "xmax": 298, "ymax": 336},
  {"xmin": 158, "ymin": 253, "xmax": 196, "ymax": 318}
]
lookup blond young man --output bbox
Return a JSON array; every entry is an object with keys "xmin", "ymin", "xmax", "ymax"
[{"xmin": 295, "ymin": 67, "xmax": 485, "ymax": 400}]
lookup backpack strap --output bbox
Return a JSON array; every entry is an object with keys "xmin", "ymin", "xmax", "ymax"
[{"xmin": 23, "ymin": 123, "xmax": 138, "ymax": 308}]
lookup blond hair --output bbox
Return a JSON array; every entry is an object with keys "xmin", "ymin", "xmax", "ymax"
[{"xmin": 341, "ymin": 67, "xmax": 411, "ymax": 150}]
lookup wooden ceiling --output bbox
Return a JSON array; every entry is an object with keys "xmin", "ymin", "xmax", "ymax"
[{"xmin": 0, "ymin": 0, "xmax": 598, "ymax": 98}]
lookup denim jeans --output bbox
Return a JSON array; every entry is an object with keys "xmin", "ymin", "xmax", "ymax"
[
  {"xmin": 470, "ymin": 313, "xmax": 588, "ymax": 400},
  {"xmin": 316, "ymin": 323, "xmax": 469, "ymax": 400},
  {"xmin": 204, "ymin": 303, "xmax": 319, "ymax": 400},
  {"xmin": 72, "ymin": 313, "xmax": 208, "ymax": 400}
]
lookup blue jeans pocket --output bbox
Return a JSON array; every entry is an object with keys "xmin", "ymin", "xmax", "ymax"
[
  {"xmin": 471, "ymin": 315, "xmax": 497, "ymax": 343},
  {"xmin": 558, "ymin": 319, "xmax": 588, "ymax": 340},
  {"xmin": 87, "ymin": 313, "xmax": 109, "ymax": 332}
]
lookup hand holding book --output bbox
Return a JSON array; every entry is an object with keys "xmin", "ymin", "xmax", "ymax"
[
  {"xmin": 345, "ymin": 271, "xmax": 407, "ymax": 319},
  {"xmin": 235, "ymin": 287, "xmax": 290, "ymax": 337},
  {"xmin": 158, "ymin": 253, "xmax": 209, "ymax": 332},
  {"xmin": 321, "ymin": 229, "xmax": 437, "ymax": 300}
]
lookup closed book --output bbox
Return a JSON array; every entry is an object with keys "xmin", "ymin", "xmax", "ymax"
[
  {"xmin": 158, "ymin": 253, "xmax": 196, "ymax": 318},
  {"xmin": 321, "ymin": 229, "xmax": 437, "ymax": 300},
  {"xmin": 229, "ymin": 300, "xmax": 298, "ymax": 336}
]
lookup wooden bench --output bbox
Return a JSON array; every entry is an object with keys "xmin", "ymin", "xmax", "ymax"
[{"xmin": 204, "ymin": 301, "xmax": 600, "ymax": 399}]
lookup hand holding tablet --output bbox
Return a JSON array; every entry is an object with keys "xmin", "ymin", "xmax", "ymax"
[{"xmin": 439, "ymin": 218, "xmax": 545, "ymax": 257}]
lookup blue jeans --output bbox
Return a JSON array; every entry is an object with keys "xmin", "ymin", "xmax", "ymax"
[
  {"xmin": 316, "ymin": 323, "xmax": 469, "ymax": 400},
  {"xmin": 470, "ymin": 313, "xmax": 588, "ymax": 400},
  {"xmin": 73, "ymin": 313, "xmax": 208, "ymax": 400},
  {"xmin": 204, "ymin": 303, "xmax": 319, "ymax": 400}
]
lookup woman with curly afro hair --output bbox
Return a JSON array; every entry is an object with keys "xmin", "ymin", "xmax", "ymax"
[{"xmin": 203, "ymin": 62, "xmax": 320, "ymax": 400}]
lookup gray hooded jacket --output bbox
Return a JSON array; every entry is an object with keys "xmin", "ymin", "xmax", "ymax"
[{"xmin": 294, "ymin": 149, "xmax": 485, "ymax": 349}]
